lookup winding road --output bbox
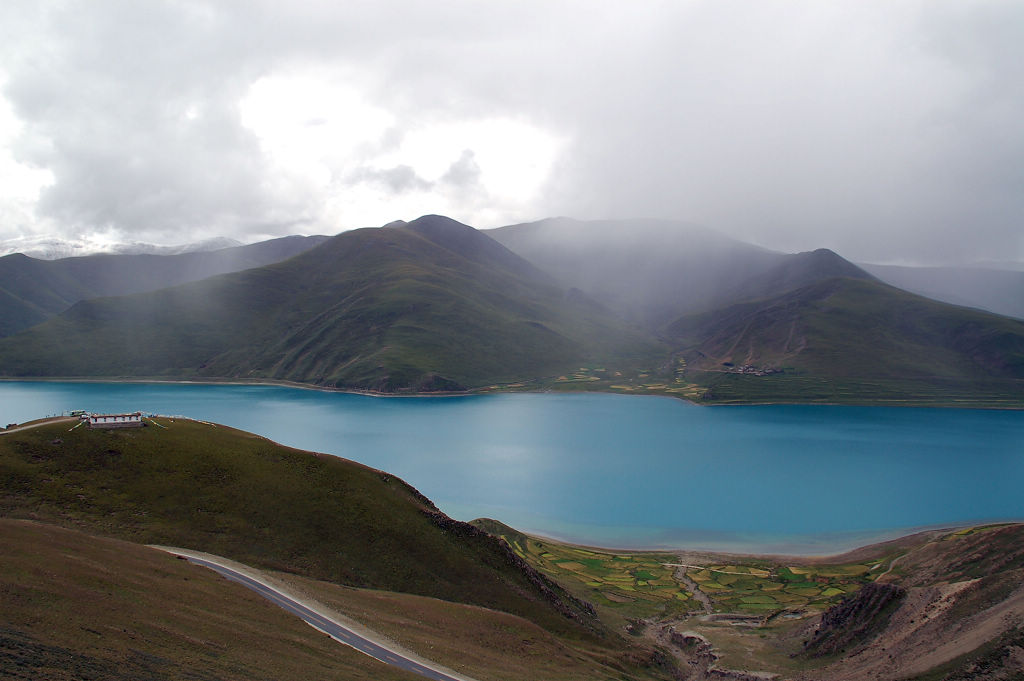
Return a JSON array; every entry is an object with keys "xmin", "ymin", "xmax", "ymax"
[{"xmin": 153, "ymin": 548, "xmax": 476, "ymax": 681}]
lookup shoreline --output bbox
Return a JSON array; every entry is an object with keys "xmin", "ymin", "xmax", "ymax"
[
  {"xmin": 504, "ymin": 520, "xmax": 1024, "ymax": 562},
  {"xmin": 6, "ymin": 412, "xmax": 1021, "ymax": 563},
  {"xmin": 2, "ymin": 375, "xmax": 1022, "ymax": 410}
]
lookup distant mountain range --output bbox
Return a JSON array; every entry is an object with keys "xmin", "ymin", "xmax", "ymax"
[
  {"xmin": 488, "ymin": 217, "xmax": 1024, "ymax": 324},
  {"xmin": 489, "ymin": 218, "xmax": 1024, "ymax": 404},
  {"xmin": 0, "ymin": 235, "xmax": 245, "ymax": 260},
  {"xmin": 0, "ymin": 216, "xmax": 659, "ymax": 391},
  {"xmin": 0, "ymin": 235, "xmax": 329, "ymax": 337},
  {"xmin": 0, "ymin": 215, "xmax": 1021, "ymax": 405}
]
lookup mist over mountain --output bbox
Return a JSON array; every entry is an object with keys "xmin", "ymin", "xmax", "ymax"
[
  {"xmin": 0, "ymin": 216, "xmax": 660, "ymax": 391},
  {"xmin": 863, "ymin": 263, "xmax": 1024, "ymax": 320},
  {"xmin": 0, "ymin": 214, "xmax": 1021, "ymax": 405},
  {"xmin": 488, "ymin": 217, "xmax": 785, "ymax": 327},
  {"xmin": 490, "ymin": 217, "xmax": 1024, "ymax": 404},
  {"xmin": 669, "ymin": 276, "xmax": 1024, "ymax": 380},
  {"xmin": 0, "ymin": 235, "xmax": 329, "ymax": 337},
  {"xmin": 722, "ymin": 248, "xmax": 877, "ymax": 305}
]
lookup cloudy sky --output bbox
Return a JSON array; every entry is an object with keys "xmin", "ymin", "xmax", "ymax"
[{"xmin": 0, "ymin": 0, "xmax": 1021, "ymax": 264}]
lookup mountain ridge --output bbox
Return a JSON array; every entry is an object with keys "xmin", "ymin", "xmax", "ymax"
[
  {"xmin": 0, "ymin": 216, "xmax": 662, "ymax": 391},
  {"xmin": 0, "ymin": 214, "xmax": 1021, "ymax": 405},
  {"xmin": 0, "ymin": 234, "xmax": 330, "ymax": 337}
]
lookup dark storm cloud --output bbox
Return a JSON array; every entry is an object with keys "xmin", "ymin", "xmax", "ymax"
[{"xmin": 0, "ymin": 1, "xmax": 1020, "ymax": 264}]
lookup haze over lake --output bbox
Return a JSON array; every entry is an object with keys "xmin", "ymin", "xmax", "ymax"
[{"xmin": 5, "ymin": 381, "xmax": 1022, "ymax": 554}]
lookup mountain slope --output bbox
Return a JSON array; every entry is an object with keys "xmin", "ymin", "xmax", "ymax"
[
  {"xmin": 0, "ymin": 520, "xmax": 424, "ymax": 681},
  {"xmin": 0, "ymin": 216, "xmax": 662, "ymax": 390},
  {"xmin": 488, "ymin": 217, "xmax": 786, "ymax": 327},
  {"xmin": 668, "ymin": 275, "xmax": 1024, "ymax": 403},
  {"xmin": 863, "ymin": 262, "xmax": 1024, "ymax": 320},
  {"xmin": 0, "ymin": 418, "xmax": 601, "ymax": 639},
  {"xmin": 0, "ymin": 235, "xmax": 329, "ymax": 337},
  {"xmin": 723, "ymin": 248, "xmax": 877, "ymax": 303}
]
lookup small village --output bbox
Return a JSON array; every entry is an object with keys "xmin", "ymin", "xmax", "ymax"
[{"xmin": 721, "ymin": 363, "xmax": 782, "ymax": 377}]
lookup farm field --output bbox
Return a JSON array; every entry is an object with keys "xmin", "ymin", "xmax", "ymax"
[{"xmin": 479, "ymin": 521, "xmax": 902, "ymax": 626}]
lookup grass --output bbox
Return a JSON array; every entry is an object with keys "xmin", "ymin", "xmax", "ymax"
[
  {"xmin": 271, "ymin": 571, "xmax": 673, "ymax": 681},
  {"xmin": 475, "ymin": 521, "xmax": 885, "ymax": 627},
  {"xmin": 690, "ymin": 370, "xmax": 1024, "ymax": 407},
  {"xmin": 0, "ymin": 519, "xmax": 423, "ymax": 681},
  {"xmin": 0, "ymin": 418, "xmax": 600, "ymax": 639},
  {"xmin": 472, "ymin": 526, "xmax": 912, "ymax": 678},
  {"xmin": 1, "ymin": 517, "xmax": 675, "ymax": 681}
]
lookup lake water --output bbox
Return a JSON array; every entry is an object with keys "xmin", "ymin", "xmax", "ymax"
[{"xmin": 3, "ymin": 381, "xmax": 1022, "ymax": 554}]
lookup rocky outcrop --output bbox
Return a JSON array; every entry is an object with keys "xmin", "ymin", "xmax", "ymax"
[{"xmin": 800, "ymin": 581, "xmax": 906, "ymax": 658}]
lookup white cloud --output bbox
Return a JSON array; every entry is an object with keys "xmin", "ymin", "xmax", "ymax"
[
  {"xmin": 0, "ymin": 0, "xmax": 1019, "ymax": 263},
  {"xmin": 239, "ymin": 68, "xmax": 565, "ymax": 230},
  {"xmin": 0, "ymin": 77, "xmax": 54, "ymax": 236}
]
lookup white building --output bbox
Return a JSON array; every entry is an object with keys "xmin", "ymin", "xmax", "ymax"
[{"xmin": 88, "ymin": 412, "xmax": 144, "ymax": 429}]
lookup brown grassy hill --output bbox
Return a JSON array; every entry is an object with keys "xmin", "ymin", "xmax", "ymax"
[
  {"xmin": 0, "ymin": 519, "xmax": 677, "ymax": 681},
  {"xmin": 0, "ymin": 519, "xmax": 425, "ymax": 681},
  {"xmin": 0, "ymin": 418, "xmax": 600, "ymax": 639}
]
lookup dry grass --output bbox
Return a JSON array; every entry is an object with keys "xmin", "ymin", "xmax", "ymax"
[
  {"xmin": 0, "ymin": 519, "xmax": 424, "ymax": 681},
  {"xmin": 270, "ymin": 572, "xmax": 665, "ymax": 681}
]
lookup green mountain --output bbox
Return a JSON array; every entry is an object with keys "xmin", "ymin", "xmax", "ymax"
[
  {"xmin": 0, "ymin": 216, "xmax": 662, "ymax": 391},
  {"xmin": 0, "ymin": 235, "xmax": 329, "ymax": 337},
  {"xmin": 668, "ymin": 275, "xmax": 1024, "ymax": 404},
  {"xmin": 2, "ymin": 213, "xmax": 1020, "ymax": 404}
]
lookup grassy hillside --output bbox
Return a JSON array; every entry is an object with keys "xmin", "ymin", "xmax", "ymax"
[
  {"xmin": 0, "ymin": 235, "xmax": 328, "ymax": 337},
  {"xmin": 2, "ymin": 420, "xmax": 1021, "ymax": 679},
  {"xmin": 0, "ymin": 253, "xmax": 96, "ymax": 336},
  {"xmin": 1, "ymin": 520, "xmax": 677, "ymax": 681},
  {"xmin": 275, "ymin": 567, "xmax": 675, "ymax": 681},
  {"xmin": 0, "ymin": 418, "xmax": 600, "ymax": 639},
  {"xmin": 0, "ymin": 519, "xmax": 424, "ymax": 681},
  {"xmin": 669, "ymin": 277, "xmax": 1024, "ymax": 405},
  {"xmin": 0, "ymin": 216, "xmax": 663, "ymax": 391}
]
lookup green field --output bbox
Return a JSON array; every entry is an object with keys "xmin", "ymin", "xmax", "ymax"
[{"xmin": 476, "ymin": 521, "xmax": 893, "ymax": 625}]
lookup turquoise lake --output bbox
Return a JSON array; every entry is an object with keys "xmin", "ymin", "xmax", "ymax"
[{"xmin": 2, "ymin": 381, "xmax": 1022, "ymax": 554}]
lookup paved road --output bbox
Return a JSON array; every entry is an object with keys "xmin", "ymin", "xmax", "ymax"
[{"xmin": 171, "ymin": 553, "xmax": 473, "ymax": 681}]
